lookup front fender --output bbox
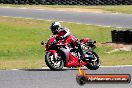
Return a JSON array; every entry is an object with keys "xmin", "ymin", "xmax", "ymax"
[
  {"xmin": 46, "ymin": 48, "xmax": 70, "ymax": 66},
  {"xmin": 46, "ymin": 50, "xmax": 58, "ymax": 59}
]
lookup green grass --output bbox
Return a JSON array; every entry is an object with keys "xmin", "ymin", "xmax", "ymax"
[
  {"xmin": 0, "ymin": 16, "xmax": 132, "ymax": 69},
  {"xmin": 1, "ymin": 4, "xmax": 132, "ymax": 14}
]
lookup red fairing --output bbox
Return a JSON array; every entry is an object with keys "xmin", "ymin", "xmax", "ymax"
[
  {"xmin": 66, "ymin": 52, "xmax": 79, "ymax": 67},
  {"xmin": 66, "ymin": 52, "xmax": 88, "ymax": 67},
  {"xmin": 45, "ymin": 33, "xmax": 91, "ymax": 68},
  {"xmin": 47, "ymin": 37, "xmax": 56, "ymax": 46},
  {"xmin": 80, "ymin": 38, "xmax": 92, "ymax": 44},
  {"xmin": 46, "ymin": 36, "xmax": 56, "ymax": 49},
  {"xmin": 48, "ymin": 50, "xmax": 57, "ymax": 58}
]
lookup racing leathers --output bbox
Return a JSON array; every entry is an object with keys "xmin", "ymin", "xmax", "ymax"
[{"xmin": 54, "ymin": 27, "xmax": 83, "ymax": 59}]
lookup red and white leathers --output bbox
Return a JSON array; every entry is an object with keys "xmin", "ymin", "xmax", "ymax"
[
  {"xmin": 53, "ymin": 27, "xmax": 83, "ymax": 67},
  {"xmin": 55, "ymin": 27, "xmax": 78, "ymax": 45}
]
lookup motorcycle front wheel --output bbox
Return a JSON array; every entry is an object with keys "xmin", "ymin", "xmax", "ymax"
[{"xmin": 45, "ymin": 52, "xmax": 64, "ymax": 71}]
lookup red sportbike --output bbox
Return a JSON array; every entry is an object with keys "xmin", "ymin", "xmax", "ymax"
[{"xmin": 41, "ymin": 35, "xmax": 100, "ymax": 71}]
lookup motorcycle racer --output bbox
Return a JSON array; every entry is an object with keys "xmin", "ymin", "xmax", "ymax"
[{"xmin": 50, "ymin": 22, "xmax": 84, "ymax": 66}]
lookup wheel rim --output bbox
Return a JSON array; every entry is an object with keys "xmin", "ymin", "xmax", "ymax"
[
  {"xmin": 90, "ymin": 53, "xmax": 100, "ymax": 66},
  {"xmin": 48, "ymin": 53, "xmax": 62, "ymax": 68}
]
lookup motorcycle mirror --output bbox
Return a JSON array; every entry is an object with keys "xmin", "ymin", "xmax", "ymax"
[{"xmin": 41, "ymin": 41, "xmax": 44, "ymax": 45}]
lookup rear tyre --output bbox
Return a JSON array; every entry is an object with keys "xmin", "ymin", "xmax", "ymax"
[
  {"xmin": 86, "ymin": 52, "xmax": 101, "ymax": 70},
  {"xmin": 45, "ymin": 52, "xmax": 64, "ymax": 71}
]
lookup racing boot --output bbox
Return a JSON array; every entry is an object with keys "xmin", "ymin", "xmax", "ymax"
[{"xmin": 76, "ymin": 41, "xmax": 84, "ymax": 60}]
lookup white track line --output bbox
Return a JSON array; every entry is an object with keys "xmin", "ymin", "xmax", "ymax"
[
  {"xmin": 41, "ymin": 65, "xmax": 132, "ymax": 69},
  {"xmin": 11, "ymin": 69, "xmax": 19, "ymax": 70},
  {"xmin": 100, "ymin": 65, "xmax": 132, "ymax": 67},
  {"xmin": 4, "ymin": 65, "xmax": 132, "ymax": 71},
  {"xmin": 0, "ymin": 6, "xmax": 104, "ymax": 13}
]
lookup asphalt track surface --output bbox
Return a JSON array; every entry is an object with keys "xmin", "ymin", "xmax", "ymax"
[
  {"xmin": 0, "ymin": 7, "xmax": 132, "ymax": 88},
  {"xmin": 0, "ymin": 66, "xmax": 131, "ymax": 88},
  {"xmin": 0, "ymin": 7, "xmax": 132, "ymax": 28}
]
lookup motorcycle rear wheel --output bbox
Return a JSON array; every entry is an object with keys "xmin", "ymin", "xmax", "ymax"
[
  {"xmin": 86, "ymin": 52, "xmax": 100, "ymax": 70},
  {"xmin": 45, "ymin": 52, "xmax": 64, "ymax": 71}
]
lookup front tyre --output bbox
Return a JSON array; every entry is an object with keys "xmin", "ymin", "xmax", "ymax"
[{"xmin": 45, "ymin": 52, "xmax": 64, "ymax": 71}]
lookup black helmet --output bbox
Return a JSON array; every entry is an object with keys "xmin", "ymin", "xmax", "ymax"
[{"xmin": 50, "ymin": 22, "xmax": 61, "ymax": 34}]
